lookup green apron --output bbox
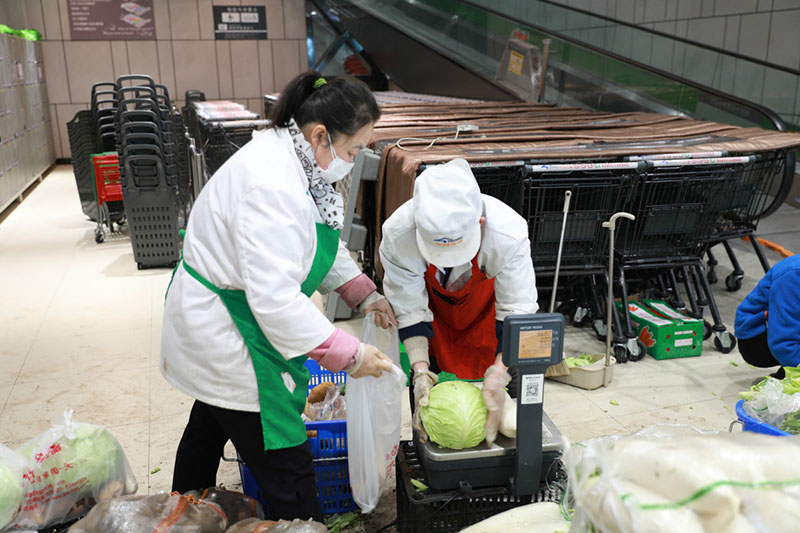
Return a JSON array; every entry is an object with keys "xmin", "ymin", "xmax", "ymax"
[{"xmin": 179, "ymin": 223, "xmax": 340, "ymax": 451}]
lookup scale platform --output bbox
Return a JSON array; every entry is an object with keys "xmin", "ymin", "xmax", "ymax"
[{"xmin": 416, "ymin": 410, "xmax": 563, "ymax": 491}]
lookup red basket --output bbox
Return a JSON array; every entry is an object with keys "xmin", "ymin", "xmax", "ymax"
[{"xmin": 92, "ymin": 153, "xmax": 123, "ymax": 205}]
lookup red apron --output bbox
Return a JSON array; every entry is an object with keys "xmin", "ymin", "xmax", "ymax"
[{"xmin": 424, "ymin": 258, "xmax": 498, "ymax": 379}]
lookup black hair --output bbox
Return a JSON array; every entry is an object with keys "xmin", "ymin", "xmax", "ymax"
[{"xmin": 268, "ymin": 70, "xmax": 380, "ymax": 141}]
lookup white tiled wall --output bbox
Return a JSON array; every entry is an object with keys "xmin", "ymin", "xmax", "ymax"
[
  {"xmin": 552, "ymin": 0, "xmax": 800, "ymax": 72},
  {"xmin": 23, "ymin": 0, "xmax": 306, "ymax": 158},
  {"xmin": 549, "ymin": 0, "xmax": 800, "ymax": 126}
]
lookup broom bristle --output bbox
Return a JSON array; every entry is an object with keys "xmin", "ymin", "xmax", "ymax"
[{"xmin": 545, "ymin": 359, "xmax": 571, "ymax": 377}]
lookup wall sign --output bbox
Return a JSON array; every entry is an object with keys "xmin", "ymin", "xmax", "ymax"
[
  {"xmin": 67, "ymin": 0, "xmax": 156, "ymax": 40},
  {"xmin": 213, "ymin": 6, "xmax": 267, "ymax": 40}
]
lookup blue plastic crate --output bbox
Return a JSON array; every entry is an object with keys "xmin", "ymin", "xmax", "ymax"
[
  {"xmin": 239, "ymin": 359, "xmax": 358, "ymax": 514},
  {"xmin": 736, "ymin": 399, "xmax": 790, "ymax": 436}
]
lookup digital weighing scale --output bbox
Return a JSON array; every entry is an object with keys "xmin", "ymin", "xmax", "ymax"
[{"xmin": 416, "ymin": 313, "xmax": 566, "ymax": 495}]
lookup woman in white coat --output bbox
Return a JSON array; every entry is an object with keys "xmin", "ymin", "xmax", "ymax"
[{"xmin": 161, "ymin": 71, "xmax": 395, "ymax": 521}]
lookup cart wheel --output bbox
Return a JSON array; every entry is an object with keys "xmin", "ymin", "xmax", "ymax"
[
  {"xmin": 725, "ymin": 274, "xmax": 742, "ymax": 292},
  {"xmin": 571, "ymin": 307, "xmax": 589, "ymax": 328},
  {"xmin": 707, "ymin": 269, "xmax": 718, "ymax": 284},
  {"xmin": 137, "ymin": 263, "xmax": 143, "ymax": 271},
  {"xmin": 593, "ymin": 319, "xmax": 607, "ymax": 342},
  {"xmin": 614, "ymin": 344, "xmax": 628, "ymax": 364},
  {"xmin": 714, "ymin": 332, "xmax": 737, "ymax": 354},
  {"xmin": 703, "ymin": 320, "xmax": 713, "ymax": 341},
  {"xmin": 628, "ymin": 340, "xmax": 647, "ymax": 362},
  {"xmin": 94, "ymin": 228, "xmax": 104, "ymax": 244}
]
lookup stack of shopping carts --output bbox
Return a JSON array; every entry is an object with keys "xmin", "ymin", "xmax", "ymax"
[
  {"xmin": 183, "ymin": 100, "xmax": 267, "ymax": 176},
  {"xmin": 355, "ymin": 99, "xmax": 800, "ymax": 362}
]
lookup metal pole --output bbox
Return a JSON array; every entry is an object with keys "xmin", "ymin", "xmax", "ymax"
[
  {"xmin": 602, "ymin": 212, "xmax": 635, "ymax": 367},
  {"xmin": 549, "ymin": 190, "xmax": 572, "ymax": 313}
]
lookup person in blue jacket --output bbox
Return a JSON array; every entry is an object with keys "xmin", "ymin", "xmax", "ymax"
[{"xmin": 734, "ymin": 254, "xmax": 800, "ymax": 380}]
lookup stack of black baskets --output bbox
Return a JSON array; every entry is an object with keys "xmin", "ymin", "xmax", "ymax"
[
  {"xmin": 66, "ymin": 82, "xmax": 126, "ymax": 223},
  {"xmin": 115, "ymin": 75, "xmax": 188, "ymax": 270}
]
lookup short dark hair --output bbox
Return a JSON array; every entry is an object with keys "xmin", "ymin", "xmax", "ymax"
[{"xmin": 268, "ymin": 70, "xmax": 380, "ymax": 141}]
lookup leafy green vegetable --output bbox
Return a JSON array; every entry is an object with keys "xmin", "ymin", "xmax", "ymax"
[
  {"xmin": 730, "ymin": 361, "xmax": 739, "ymax": 367},
  {"xmin": 420, "ymin": 381, "xmax": 488, "ymax": 450},
  {"xmin": 0, "ymin": 461, "xmax": 22, "ymax": 528},
  {"xmin": 151, "ymin": 467, "xmax": 160, "ymax": 474},
  {"xmin": 780, "ymin": 411, "xmax": 800, "ymax": 435},
  {"xmin": 609, "ymin": 400, "xmax": 619, "ymax": 406},
  {"xmin": 566, "ymin": 354, "xmax": 596, "ymax": 368},
  {"xmin": 325, "ymin": 511, "xmax": 359, "ymax": 533},
  {"xmin": 16, "ymin": 424, "xmax": 133, "ymax": 503},
  {"xmin": 410, "ymin": 478, "xmax": 429, "ymax": 492}
]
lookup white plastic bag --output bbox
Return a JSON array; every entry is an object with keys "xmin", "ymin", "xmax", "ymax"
[
  {"xmin": 565, "ymin": 424, "xmax": 800, "ymax": 533},
  {"xmin": 0, "ymin": 443, "xmax": 26, "ymax": 530},
  {"xmin": 743, "ymin": 377, "xmax": 800, "ymax": 429},
  {"xmin": 12, "ymin": 409, "xmax": 138, "ymax": 530},
  {"xmin": 346, "ymin": 313, "xmax": 406, "ymax": 513}
]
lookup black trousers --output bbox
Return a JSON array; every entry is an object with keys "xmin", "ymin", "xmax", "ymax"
[
  {"xmin": 172, "ymin": 400, "xmax": 323, "ymax": 522},
  {"xmin": 737, "ymin": 331, "xmax": 785, "ymax": 379}
]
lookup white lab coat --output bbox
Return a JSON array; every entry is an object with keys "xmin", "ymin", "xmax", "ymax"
[
  {"xmin": 161, "ymin": 127, "xmax": 361, "ymax": 412},
  {"xmin": 380, "ymin": 195, "xmax": 539, "ymax": 329}
]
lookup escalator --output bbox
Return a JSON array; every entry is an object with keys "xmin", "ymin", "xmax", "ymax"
[{"xmin": 310, "ymin": 0, "xmax": 795, "ymax": 218}]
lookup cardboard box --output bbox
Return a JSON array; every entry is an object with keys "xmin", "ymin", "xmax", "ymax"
[{"xmin": 617, "ymin": 301, "xmax": 702, "ymax": 360}]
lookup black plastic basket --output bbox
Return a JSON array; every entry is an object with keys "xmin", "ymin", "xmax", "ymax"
[
  {"xmin": 123, "ymin": 187, "xmax": 181, "ymax": 269},
  {"xmin": 395, "ymin": 441, "xmax": 565, "ymax": 533}
]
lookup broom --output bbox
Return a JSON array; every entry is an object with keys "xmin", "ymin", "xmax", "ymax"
[{"xmin": 545, "ymin": 190, "xmax": 572, "ymax": 378}]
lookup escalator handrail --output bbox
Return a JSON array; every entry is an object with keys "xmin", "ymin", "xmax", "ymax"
[
  {"xmin": 528, "ymin": 0, "xmax": 800, "ymax": 77},
  {"xmin": 455, "ymin": 0, "xmax": 788, "ymax": 132}
]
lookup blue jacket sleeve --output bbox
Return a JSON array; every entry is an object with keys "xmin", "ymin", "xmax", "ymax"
[{"xmin": 767, "ymin": 272, "xmax": 800, "ymax": 367}]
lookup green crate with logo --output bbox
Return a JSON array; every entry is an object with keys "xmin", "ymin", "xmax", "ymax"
[{"xmin": 616, "ymin": 301, "xmax": 702, "ymax": 360}]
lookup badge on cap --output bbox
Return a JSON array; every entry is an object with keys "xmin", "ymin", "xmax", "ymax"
[{"xmin": 433, "ymin": 236, "xmax": 464, "ymax": 247}]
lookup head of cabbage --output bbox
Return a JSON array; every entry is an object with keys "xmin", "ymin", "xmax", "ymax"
[{"xmin": 420, "ymin": 381, "xmax": 487, "ymax": 449}]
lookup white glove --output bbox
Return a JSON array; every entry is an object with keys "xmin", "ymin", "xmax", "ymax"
[
  {"xmin": 482, "ymin": 355, "xmax": 511, "ymax": 446},
  {"xmin": 359, "ymin": 292, "xmax": 397, "ymax": 329},
  {"xmin": 412, "ymin": 369, "xmax": 438, "ymax": 443},
  {"xmin": 347, "ymin": 343, "xmax": 393, "ymax": 378}
]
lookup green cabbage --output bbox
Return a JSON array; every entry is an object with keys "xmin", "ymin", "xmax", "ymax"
[
  {"xmin": 566, "ymin": 354, "xmax": 596, "ymax": 368},
  {"xmin": 420, "ymin": 381, "xmax": 488, "ymax": 449},
  {"xmin": 0, "ymin": 461, "xmax": 22, "ymax": 528},
  {"xmin": 740, "ymin": 366, "xmax": 800, "ymax": 401},
  {"xmin": 16, "ymin": 424, "xmax": 128, "ymax": 490}
]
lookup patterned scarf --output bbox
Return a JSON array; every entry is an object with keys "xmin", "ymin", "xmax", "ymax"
[{"xmin": 287, "ymin": 118, "xmax": 344, "ymax": 230}]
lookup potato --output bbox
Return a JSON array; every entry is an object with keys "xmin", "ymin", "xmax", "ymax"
[{"xmin": 308, "ymin": 382, "xmax": 336, "ymax": 404}]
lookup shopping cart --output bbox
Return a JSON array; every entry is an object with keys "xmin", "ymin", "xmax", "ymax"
[
  {"xmin": 91, "ymin": 152, "xmax": 124, "ymax": 243},
  {"xmin": 611, "ymin": 155, "xmax": 757, "ymax": 358},
  {"xmin": 705, "ymin": 150, "xmax": 791, "ymax": 290}
]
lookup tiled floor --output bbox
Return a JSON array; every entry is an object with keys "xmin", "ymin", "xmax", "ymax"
[{"xmin": 1, "ymin": 165, "xmax": 797, "ymax": 523}]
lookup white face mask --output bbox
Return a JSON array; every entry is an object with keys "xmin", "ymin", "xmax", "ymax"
[{"xmin": 319, "ymin": 132, "xmax": 354, "ymax": 183}]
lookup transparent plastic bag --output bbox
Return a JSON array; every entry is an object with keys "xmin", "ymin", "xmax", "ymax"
[
  {"xmin": 743, "ymin": 377, "xmax": 800, "ymax": 429},
  {"xmin": 224, "ymin": 517, "xmax": 328, "ymax": 532},
  {"xmin": 565, "ymin": 425, "xmax": 800, "ymax": 533},
  {"xmin": 67, "ymin": 492, "xmax": 227, "ymax": 532},
  {"xmin": 183, "ymin": 487, "xmax": 265, "ymax": 524},
  {"xmin": 302, "ymin": 385, "xmax": 346, "ymax": 422},
  {"xmin": 12, "ymin": 409, "xmax": 138, "ymax": 530},
  {"xmin": 0, "ymin": 443, "xmax": 26, "ymax": 530},
  {"xmin": 345, "ymin": 313, "xmax": 406, "ymax": 513}
]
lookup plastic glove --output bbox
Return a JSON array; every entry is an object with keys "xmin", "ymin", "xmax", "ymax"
[
  {"xmin": 359, "ymin": 292, "xmax": 398, "ymax": 329},
  {"xmin": 347, "ymin": 342, "xmax": 394, "ymax": 378},
  {"xmin": 482, "ymin": 356, "xmax": 511, "ymax": 446},
  {"xmin": 412, "ymin": 369, "xmax": 438, "ymax": 443}
]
